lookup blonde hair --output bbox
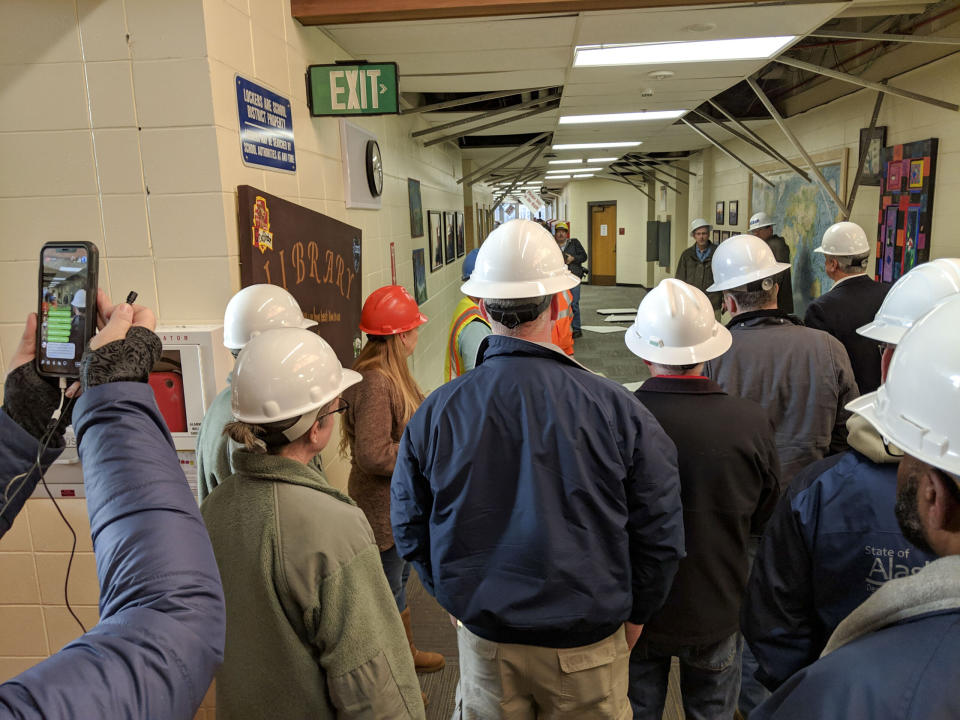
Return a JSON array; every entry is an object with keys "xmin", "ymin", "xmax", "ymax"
[
  {"xmin": 340, "ymin": 334, "xmax": 424, "ymax": 457},
  {"xmin": 226, "ymin": 399, "xmax": 338, "ymax": 454}
]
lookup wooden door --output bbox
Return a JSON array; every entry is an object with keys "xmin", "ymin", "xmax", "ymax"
[{"xmin": 590, "ymin": 203, "xmax": 617, "ymax": 285}]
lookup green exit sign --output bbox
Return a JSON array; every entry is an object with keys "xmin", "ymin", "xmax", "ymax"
[{"xmin": 307, "ymin": 63, "xmax": 399, "ymax": 116}]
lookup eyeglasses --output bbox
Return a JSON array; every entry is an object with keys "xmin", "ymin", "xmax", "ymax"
[
  {"xmin": 882, "ymin": 435, "xmax": 905, "ymax": 459},
  {"xmin": 316, "ymin": 399, "xmax": 349, "ymax": 421},
  {"xmin": 877, "ymin": 342, "xmax": 893, "ymax": 355}
]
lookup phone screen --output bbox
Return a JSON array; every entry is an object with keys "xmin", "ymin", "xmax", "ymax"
[{"xmin": 39, "ymin": 245, "xmax": 91, "ymax": 375}]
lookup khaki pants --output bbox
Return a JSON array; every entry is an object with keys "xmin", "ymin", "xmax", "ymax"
[{"xmin": 455, "ymin": 623, "xmax": 632, "ymax": 720}]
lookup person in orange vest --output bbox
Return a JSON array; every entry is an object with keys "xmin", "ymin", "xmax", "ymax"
[
  {"xmin": 444, "ymin": 249, "xmax": 492, "ymax": 382},
  {"xmin": 551, "ymin": 288, "xmax": 575, "ymax": 355}
]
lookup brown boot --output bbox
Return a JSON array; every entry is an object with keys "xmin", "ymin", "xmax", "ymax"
[{"xmin": 400, "ymin": 607, "xmax": 445, "ymax": 673}]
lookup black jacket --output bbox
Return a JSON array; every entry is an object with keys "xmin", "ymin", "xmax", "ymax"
[
  {"xmin": 803, "ymin": 275, "xmax": 890, "ymax": 394},
  {"xmin": 766, "ymin": 235, "xmax": 794, "ymax": 315},
  {"xmin": 635, "ymin": 376, "xmax": 780, "ymax": 645},
  {"xmin": 562, "ymin": 237, "xmax": 588, "ymax": 278}
]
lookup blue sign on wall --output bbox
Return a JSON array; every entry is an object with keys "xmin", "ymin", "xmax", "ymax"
[{"xmin": 235, "ymin": 75, "xmax": 296, "ymax": 173}]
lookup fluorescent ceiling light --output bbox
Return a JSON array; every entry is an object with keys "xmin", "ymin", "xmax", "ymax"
[
  {"xmin": 559, "ymin": 110, "xmax": 685, "ymax": 124},
  {"xmin": 548, "ymin": 159, "xmax": 583, "ymax": 165},
  {"xmin": 552, "ymin": 142, "xmax": 641, "ymax": 150},
  {"xmin": 548, "ymin": 174, "xmax": 571, "ymax": 179},
  {"xmin": 573, "ymin": 174, "xmax": 595, "ymax": 178},
  {"xmin": 588, "ymin": 157, "xmax": 618, "ymax": 163},
  {"xmin": 574, "ymin": 36, "xmax": 796, "ymax": 67},
  {"xmin": 548, "ymin": 167, "xmax": 601, "ymax": 174}
]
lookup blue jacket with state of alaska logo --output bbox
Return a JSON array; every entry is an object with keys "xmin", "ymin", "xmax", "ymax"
[
  {"xmin": 390, "ymin": 335, "xmax": 685, "ymax": 649},
  {"xmin": 742, "ymin": 449, "xmax": 936, "ymax": 690}
]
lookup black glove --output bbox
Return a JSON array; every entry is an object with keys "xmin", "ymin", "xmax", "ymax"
[
  {"xmin": 2, "ymin": 363, "xmax": 70, "ymax": 444},
  {"xmin": 80, "ymin": 326, "xmax": 162, "ymax": 390}
]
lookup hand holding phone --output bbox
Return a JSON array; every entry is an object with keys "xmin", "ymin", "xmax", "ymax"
[{"xmin": 36, "ymin": 242, "xmax": 99, "ymax": 379}]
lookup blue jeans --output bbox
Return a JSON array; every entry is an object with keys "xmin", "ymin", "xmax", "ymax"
[
  {"xmin": 629, "ymin": 633, "xmax": 742, "ymax": 720},
  {"xmin": 740, "ymin": 536, "xmax": 770, "ymax": 716},
  {"xmin": 380, "ymin": 545, "xmax": 411, "ymax": 612},
  {"xmin": 570, "ymin": 283, "xmax": 582, "ymax": 332}
]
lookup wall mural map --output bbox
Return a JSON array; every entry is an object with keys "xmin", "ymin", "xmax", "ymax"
[{"xmin": 751, "ymin": 156, "xmax": 845, "ymax": 316}]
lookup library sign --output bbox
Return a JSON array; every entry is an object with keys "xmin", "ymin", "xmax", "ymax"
[
  {"xmin": 307, "ymin": 62, "xmax": 399, "ymax": 116},
  {"xmin": 235, "ymin": 75, "xmax": 296, "ymax": 173}
]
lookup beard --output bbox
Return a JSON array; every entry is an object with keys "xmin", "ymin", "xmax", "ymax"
[{"xmin": 894, "ymin": 472, "xmax": 936, "ymax": 556}]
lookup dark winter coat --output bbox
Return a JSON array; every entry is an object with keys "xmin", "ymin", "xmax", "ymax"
[
  {"xmin": 766, "ymin": 234, "xmax": 794, "ymax": 314},
  {"xmin": 391, "ymin": 335, "xmax": 685, "ymax": 648},
  {"xmin": 705, "ymin": 310, "xmax": 859, "ymax": 488},
  {"xmin": 675, "ymin": 244, "xmax": 722, "ymax": 311},
  {"xmin": 562, "ymin": 237, "xmax": 588, "ymax": 278},
  {"xmin": 803, "ymin": 274, "xmax": 890, "ymax": 393},
  {"xmin": 743, "ymin": 449, "xmax": 935, "ymax": 691},
  {"xmin": 634, "ymin": 376, "xmax": 779, "ymax": 646}
]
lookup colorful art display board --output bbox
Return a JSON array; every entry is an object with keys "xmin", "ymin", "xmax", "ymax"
[
  {"xmin": 876, "ymin": 138, "xmax": 938, "ymax": 283},
  {"xmin": 750, "ymin": 149, "xmax": 848, "ymax": 316},
  {"xmin": 237, "ymin": 186, "xmax": 362, "ymax": 365}
]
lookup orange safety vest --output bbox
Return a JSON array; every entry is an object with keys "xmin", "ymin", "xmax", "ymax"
[
  {"xmin": 444, "ymin": 296, "xmax": 492, "ymax": 382},
  {"xmin": 552, "ymin": 289, "xmax": 575, "ymax": 355}
]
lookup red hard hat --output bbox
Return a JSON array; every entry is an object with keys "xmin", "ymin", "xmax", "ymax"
[{"xmin": 358, "ymin": 285, "xmax": 428, "ymax": 335}]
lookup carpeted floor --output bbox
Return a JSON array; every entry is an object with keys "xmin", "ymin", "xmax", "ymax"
[{"xmin": 406, "ymin": 284, "xmax": 687, "ymax": 720}]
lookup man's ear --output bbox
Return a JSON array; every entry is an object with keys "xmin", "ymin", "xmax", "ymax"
[
  {"xmin": 723, "ymin": 292, "xmax": 737, "ymax": 314},
  {"xmin": 550, "ymin": 293, "xmax": 560, "ymax": 322},
  {"xmin": 928, "ymin": 468, "xmax": 960, "ymax": 532},
  {"xmin": 478, "ymin": 299, "xmax": 490, "ymax": 320}
]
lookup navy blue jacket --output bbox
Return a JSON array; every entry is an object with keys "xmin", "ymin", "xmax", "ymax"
[
  {"xmin": 743, "ymin": 450, "xmax": 935, "ymax": 690},
  {"xmin": 391, "ymin": 336, "xmax": 684, "ymax": 648},
  {"xmin": 0, "ymin": 384, "xmax": 225, "ymax": 719},
  {"xmin": 752, "ymin": 607, "xmax": 960, "ymax": 719},
  {"xmin": 0, "ymin": 411, "xmax": 62, "ymax": 540}
]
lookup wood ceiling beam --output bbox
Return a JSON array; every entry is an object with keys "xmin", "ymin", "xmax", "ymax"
[{"xmin": 292, "ymin": 0, "xmax": 766, "ymax": 25}]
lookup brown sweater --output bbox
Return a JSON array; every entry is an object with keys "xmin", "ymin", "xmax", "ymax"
[{"xmin": 343, "ymin": 369, "xmax": 405, "ymax": 551}]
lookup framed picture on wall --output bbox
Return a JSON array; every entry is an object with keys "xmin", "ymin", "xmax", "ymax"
[
  {"xmin": 713, "ymin": 230, "xmax": 721, "ymax": 243},
  {"xmin": 858, "ymin": 126, "xmax": 887, "ymax": 186},
  {"xmin": 456, "ymin": 211, "xmax": 465, "ymax": 257},
  {"xmin": 715, "ymin": 201, "xmax": 725, "ymax": 226},
  {"xmin": 412, "ymin": 248, "xmax": 427, "ymax": 304},
  {"xmin": 909, "ymin": 159, "xmax": 925, "ymax": 188},
  {"xmin": 443, "ymin": 211, "xmax": 457, "ymax": 264},
  {"xmin": 427, "ymin": 211, "xmax": 443, "ymax": 271},
  {"xmin": 728, "ymin": 200, "xmax": 739, "ymax": 226},
  {"xmin": 407, "ymin": 178, "xmax": 423, "ymax": 237},
  {"xmin": 721, "ymin": 231, "xmax": 731, "ymax": 241}
]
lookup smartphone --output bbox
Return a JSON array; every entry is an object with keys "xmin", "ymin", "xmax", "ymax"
[{"xmin": 36, "ymin": 241, "xmax": 100, "ymax": 378}]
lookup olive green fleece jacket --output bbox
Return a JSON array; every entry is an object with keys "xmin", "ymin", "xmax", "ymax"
[
  {"xmin": 201, "ymin": 450, "xmax": 425, "ymax": 720},
  {"xmin": 196, "ymin": 378, "xmax": 323, "ymax": 502}
]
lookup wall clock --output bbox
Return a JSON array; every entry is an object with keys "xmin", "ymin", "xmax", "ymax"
[{"xmin": 365, "ymin": 140, "xmax": 383, "ymax": 197}]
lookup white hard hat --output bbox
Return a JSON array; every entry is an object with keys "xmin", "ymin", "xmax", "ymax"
[
  {"xmin": 690, "ymin": 218, "xmax": 711, "ymax": 235},
  {"xmin": 232, "ymin": 328, "xmax": 362, "ymax": 441},
  {"xmin": 460, "ymin": 218, "xmax": 579, "ymax": 299},
  {"xmin": 846, "ymin": 295, "xmax": 960, "ymax": 476},
  {"xmin": 706, "ymin": 234, "xmax": 791, "ymax": 292},
  {"xmin": 815, "ymin": 222, "xmax": 871, "ymax": 256},
  {"xmin": 625, "ymin": 278, "xmax": 732, "ymax": 365},
  {"xmin": 749, "ymin": 212, "xmax": 775, "ymax": 231},
  {"xmin": 71, "ymin": 289, "xmax": 86, "ymax": 308},
  {"xmin": 857, "ymin": 258, "xmax": 960, "ymax": 345},
  {"xmin": 222, "ymin": 284, "xmax": 317, "ymax": 350}
]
